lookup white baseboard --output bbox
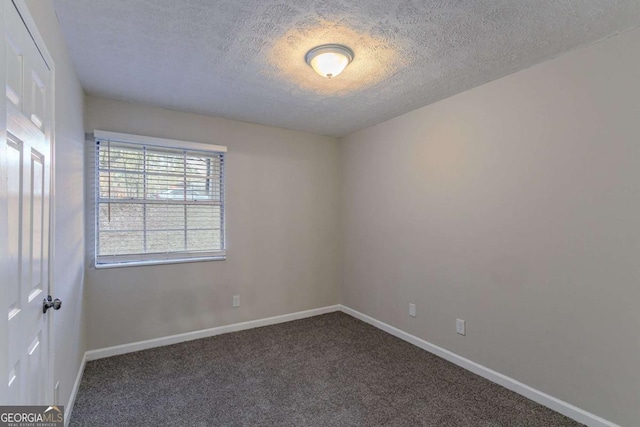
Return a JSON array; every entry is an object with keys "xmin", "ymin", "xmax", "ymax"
[
  {"xmin": 85, "ymin": 305, "xmax": 341, "ymax": 361},
  {"xmin": 65, "ymin": 352, "xmax": 86, "ymax": 427},
  {"xmin": 339, "ymin": 305, "xmax": 618, "ymax": 427},
  {"xmin": 68, "ymin": 304, "xmax": 616, "ymax": 427}
]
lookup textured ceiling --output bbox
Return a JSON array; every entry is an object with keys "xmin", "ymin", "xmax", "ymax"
[{"xmin": 53, "ymin": 0, "xmax": 640, "ymax": 137}]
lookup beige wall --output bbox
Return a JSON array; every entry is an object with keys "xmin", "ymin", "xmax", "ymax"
[
  {"xmin": 24, "ymin": 0, "xmax": 86, "ymax": 410},
  {"xmin": 84, "ymin": 96, "xmax": 341, "ymax": 349},
  {"xmin": 340, "ymin": 27, "xmax": 640, "ymax": 426}
]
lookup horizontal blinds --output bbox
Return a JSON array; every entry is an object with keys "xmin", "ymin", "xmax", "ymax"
[{"xmin": 94, "ymin": 136, "xmax": 225, "ymax": 265}]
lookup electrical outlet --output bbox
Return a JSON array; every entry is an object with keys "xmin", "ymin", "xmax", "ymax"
[
  {"xmin": 232, "ymin": 295, "xmax": 240, "ymax": 308},
  {"xmin": 409, "ymin": 303, "xmax": 416, "ymax": 317},
  {"xmin": 456, "ymin": 319, "xmax": 466, "ymax": 336}
]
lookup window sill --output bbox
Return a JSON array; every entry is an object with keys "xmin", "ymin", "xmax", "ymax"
[{"xmin": 94, "ymin": 256, "xmax": 226, "ymax": 269}]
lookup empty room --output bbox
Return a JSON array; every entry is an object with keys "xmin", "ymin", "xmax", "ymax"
[{"xmin": 1, "ymin": 0, "xmax": 639, "ymax": 426}]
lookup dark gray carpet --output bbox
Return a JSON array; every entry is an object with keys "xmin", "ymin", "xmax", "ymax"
[{"xmin": 71, "ymin": 312, "xmax": 581, "ymax": 426}]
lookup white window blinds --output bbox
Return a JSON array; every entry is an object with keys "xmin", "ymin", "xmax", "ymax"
[{"xmin": 93, "ymin": 131, "xmax": 226, "ymax": 266}]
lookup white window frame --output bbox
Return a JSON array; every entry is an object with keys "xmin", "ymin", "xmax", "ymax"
[{"xmin": 92, "ymin": 130, "xmax": 227, "ymax": 268}]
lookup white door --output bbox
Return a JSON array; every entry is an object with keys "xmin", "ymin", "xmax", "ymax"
[{"xmin": 1, "ymin": 0, "xmax": 54, "ymax": 405}]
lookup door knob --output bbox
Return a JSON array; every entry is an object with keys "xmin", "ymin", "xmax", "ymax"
[{"xmin": 43, "ymin": 295, "xmax": 62, "ymax": 314}]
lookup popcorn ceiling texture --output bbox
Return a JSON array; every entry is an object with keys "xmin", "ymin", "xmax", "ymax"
[{"xmin": 53, "ymin": 0, "xmax": 640, "ymax": 137}]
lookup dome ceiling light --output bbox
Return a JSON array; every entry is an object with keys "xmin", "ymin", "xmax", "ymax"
[{"xmin": 305, "ymin": 44, "xmax": 354, "ymax": 79}]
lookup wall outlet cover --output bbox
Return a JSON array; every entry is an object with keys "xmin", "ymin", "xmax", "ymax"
[
  {"xmin": 456, "ymin": 319, "xmax": 466, "ymax": 336},
  {"xmin": 409, "ymin": 303, "xmax": 416, "ymax": 317}
]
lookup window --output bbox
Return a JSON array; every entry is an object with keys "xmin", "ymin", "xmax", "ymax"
[{"xmin": 92, "ymin": 131, "xmax": 226, "ymax": 267}]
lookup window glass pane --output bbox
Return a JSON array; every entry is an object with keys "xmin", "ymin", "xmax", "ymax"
[
  {"xmin": 147, "ymin": 230, "xmax": 185, "ymax": 252},
  {"xmin": 99, "ymin": 144, "xmax": 144, "ymax": 172},
  {"xmin": 187, "ymin": 205, "xmax": 220, "ymax": 229},
  {"xmin": 99, "ymin": 231, "xmax": 144, "ymax": 256},
  {"xmin": 98, "ymin": 203, "xmax": 143, "ymax": 231},
  {"xmin": 146, "ymin": 149, "xmax": 184, "ymax": 174},
  {"xmin": 187, "ymin": 230, "xmax": 221, "ymax": 251},
  {"xmin": 147, "ymin": 205, "xmax": 185, "ymax": 230},
  {"xmin": 99, "ymin": 172, "xmax": 145, "ymax": 199}
]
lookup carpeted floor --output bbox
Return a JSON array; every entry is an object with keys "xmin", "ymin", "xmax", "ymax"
[{"xmin": 71, "ymin": 312, "xmax": 582, "ymax": 426}]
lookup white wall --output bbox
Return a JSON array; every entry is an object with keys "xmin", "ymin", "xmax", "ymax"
[
  {"xmin": 340, "ymin": 27, "xmax": 640, "ymax": 426},
  {"xmin": 24, "ymin": 0, "xmax": 86, "ymax": 411},
  {"xmin": 84, "ymin": 96, "xmax": 341, "ymax": 350}
]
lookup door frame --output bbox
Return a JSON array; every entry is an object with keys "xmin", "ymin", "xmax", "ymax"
[{"xmin": 2, "ymin": 0, "xmax": 57, "ymax": 404}]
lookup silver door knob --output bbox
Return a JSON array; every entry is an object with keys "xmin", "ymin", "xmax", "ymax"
[{"xmin": 43, "ymin": 295, "xmax": 62, "ymax": 313}]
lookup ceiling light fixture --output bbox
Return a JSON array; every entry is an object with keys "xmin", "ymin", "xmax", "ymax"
[{"xmin": 305, "ymin": 44, "xmax": 354, "ymax": 79}]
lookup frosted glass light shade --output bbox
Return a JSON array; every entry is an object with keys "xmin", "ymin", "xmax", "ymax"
[{"xmin": 305, "ymin": 44, "xmax": 354, "ymax": 79}]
